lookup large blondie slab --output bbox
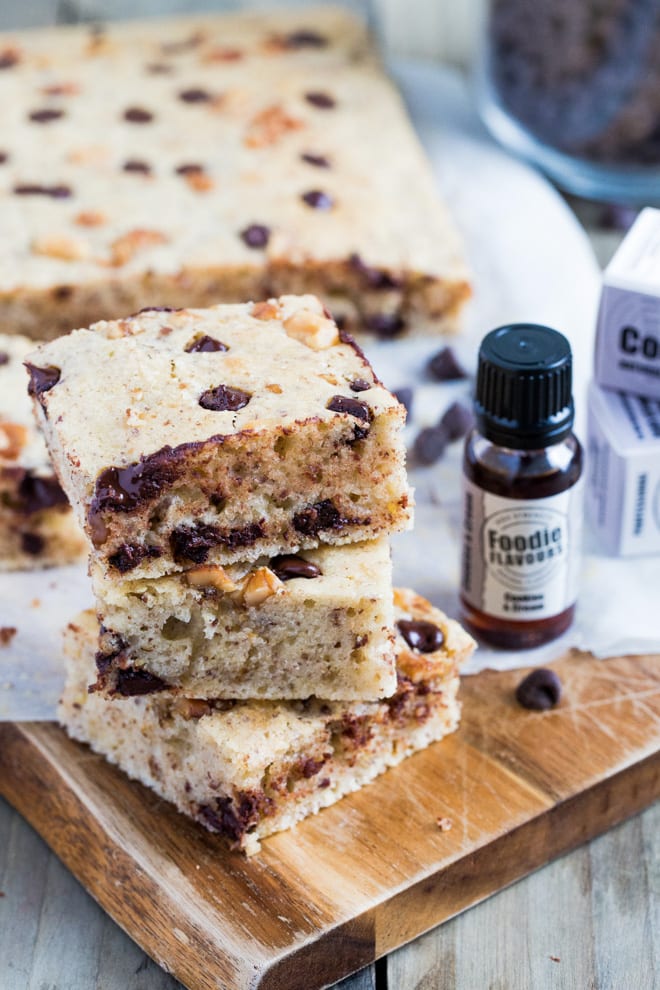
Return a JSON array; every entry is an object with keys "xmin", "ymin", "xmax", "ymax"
[
  {"xmin": 59, "ymin": 589, "xmax": 475, "ymax": 855},
  {"xmin": 0, "ymin": 333, "xmax": 85, "ymax": 570},
  {"xmin": 0, "ymin": 6, "xmax": 469, "ymax": 340},
  {"xmin": 28, "ymin": 296, "xmax": 411, "ymax": 578},
  {"xmin": 92, "ymin": 539, "xmax": 397, "ymax": 702}
]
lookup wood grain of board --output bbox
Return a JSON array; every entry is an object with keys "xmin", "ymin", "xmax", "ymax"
[{"xmin": 1, "ymin": 650, "xmax": 658, "ymax": 990}]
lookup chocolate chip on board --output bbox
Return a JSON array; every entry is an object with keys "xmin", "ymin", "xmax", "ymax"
[
  {"xmin": 270, "ymin": 554, "xmax": 322, "ymax": 581},
  {"xmin": 428, "ymin": 346, "xmax": 468, "ymax": 382},
  {"xmin": 440, "ymin": 400, "xmax": 474, "ymax": 441},
  {"xmin": 515, "ymin": 668, "xmax": 562, "ymax": 710},
  {"xmin": 413, "ymin": 425, "xmax": 449, "ymax": 466},
  {"xmin": 393, "ymin": 387, "xmax": 413, "ymax": 416},
  {"xmin": 397, "ymin": 618, "xmax": 445, "ymax": 653}
]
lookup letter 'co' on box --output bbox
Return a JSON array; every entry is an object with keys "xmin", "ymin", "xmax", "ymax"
[{"xmin": 595, "ymin": 207, "xmax": 660, "ymax": 402}]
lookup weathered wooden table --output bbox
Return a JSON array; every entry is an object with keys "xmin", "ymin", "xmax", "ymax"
[{"xmin": 0, "ymin": 3, "xmax": 658, "ymax": 986}]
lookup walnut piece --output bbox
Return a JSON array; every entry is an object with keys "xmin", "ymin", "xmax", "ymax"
[
  {"xmin": 252, "ymin": 300, "xmax": 280, "ymax": 321},
  {"xmin": 284, "ymin": 309, "xmax": 339, "ymax": 350},
  {"xmin": 244, "ymin": 104, "xmax": 303, "ymax": 148},
  {"xmin": 75, "ymin": 210, "xmax": 107, "ymax": 227},
  {"xmin": 109, "ymin": 228, "xmax": 168, "ymax": 267},
  {"xmin": 241, "ymin": 566, "xmax": 284, "ymax": 606},
  {"xmin": 173, "ymin": 697, "xmax": 212, "ymax": 719},
  {"xmin": 185, "ymin": 564, "xmax": 237, "ymax": 593},
  {"xmin": 0, "ymin": 422, "xmax": 29, "ymax": 460},
  {"xmin": 32, "ymin": 233, "xmax": 91, "ymax": 261}
]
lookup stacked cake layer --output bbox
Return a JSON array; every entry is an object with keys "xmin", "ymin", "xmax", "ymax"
[{"xmin": 30, "ymin": 295, "xmax": 475, "ymax": 852}]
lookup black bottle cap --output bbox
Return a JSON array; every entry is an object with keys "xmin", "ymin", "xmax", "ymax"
[{"xmin": 475, "ymin": 324, "xmax": 574, "ymax": 449}]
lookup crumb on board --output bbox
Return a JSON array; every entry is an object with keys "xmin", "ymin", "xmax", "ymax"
[
  {"xmin": 549, "ymin": 956, "xmax": 561, "ymax": 963},
  {"xmin": 436, "ymin": 816, "xmax": 453, "ymax": 832},
  {"xmin": 0, "ymin": 627, "xmax": 17, "ymax": 647},
  {"xmin": 30, "ymin": 598, "xmax": 41, "ymax": 608}
]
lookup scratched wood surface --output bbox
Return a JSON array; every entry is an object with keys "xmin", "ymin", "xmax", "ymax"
[{"xmin": 1, "ymin": 650, "xmax": 659, "ymax": 990}]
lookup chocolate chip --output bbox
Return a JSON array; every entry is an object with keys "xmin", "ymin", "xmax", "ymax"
[
  {"xmin": 285, "ymin": 30, "xmax": 328, "ymax": 48},
  {"xmin": 270, "ymin": 554, "xmax": 322, "ymax": 581},
  {"xmin": 0, "ymin": 50, "xmax": 19, "ymax": 70},
  {"xmin": 240, "ymin": 224, "xmax": 270, "ymax": 248},
  {"xmin": 28, "ymin": 108, "xmax": 64, "ymax": 123},
  {"xmin": 413, "ymin": 425, "xmax": 449, "ymax": 466},
  {"xmin": 440, "ymin": 401, "xmax": 474, "ymax": 442},
  {"xmin": 115, "ymin": 667, "xmax": 168, "ymax": 697},
  {"xmin": 179, "ymin": 88, "xmax": 212, "ymax": 103},
  {"xmin": 428, "ymin": 346, "xmax": 468, "ymax": 382},
  {"xmin": 53, "ymin": 286, "xmax": 73, "ymax": 301},
  {"xmin": 349, "ymin": 378, "xmax": 371, "ymax": 392},
  {"xmin": 133, "ymin": 306, "xmax": 177, "ymax": 315},
  {"xmin": 293, "ymin": 499, "xmax": 344, "ymax": 536},
  {"xmin": 221, "ymin": 522, "xmax": 264, "ymax": 550},
  {"xmin": 0, "ymin": 351, "xmax": 9, "ymax": 366},
  {"xmin": 301, "ymin": 152, "xmax": 330, "ymax": 168},
  {"xmin": 0, "ymin": 152, "xmax": 8, "ymax": 165},
  {"xmin": 26, "ymin": 363, "xmax": 61, "ymax": 400},
  {"xmin": 14, "ymin": 184, "xmax": 71, "ymax": 198},
  {"xmin": 198, "ymin": 385, "xmax": 251, "ymax": 411},
  {"xmin": 91, "ymin": 455, "xmax": 178, "ymax": 516},
  {"xmin": 394, "ymin": 387, "xmax": 413, "ymax": 416},
  {"xmin": 170, "ymin": 522, "xmax": 221, "ymax": 564},
  {"xmin": 124, "ymin": 107, "xmax": 154, "ymax": 123},
  {"xmin": 146, "ymin": 62, "xmax": 173, "ymax": 74},
  {"xmin": 363, "ymin": 313, "xmax": 405, "ymax": 338},
  {"xmin": 327, "ymin": 395, "xmax": 371, "ymax": 422},
  {"xmin": 17, "ymin": 473, "xmax": 67, "ymax": 514},
  {"xmin": 175, "ymin": 163, "xmax": 204, "ymax": 175},
  {"xmin": 21, "ymin": 532, "xmax": 45, "ymax": 556},
  {"xmin": 348, "ymin": 254, "xmax": 402, "ymax": 291},
  {"xmin": 397, "ymin": 619, "xmax": 444, "ymax": 653},
  {"xmin": 515, "ymin": 668, "xmax": 562, "ymax": 711},
  {"xmin": 185, "ymin": 335, "xmax": 228, "ymax": 353},
  {"xmin": 301, "ymin": 189, "xmax": 334, "ymax": 210},
  {"xmin": 123, "ymin": 159, "xmax": 151, "ymax": 174},
  {"xmin": 305, "ymin": 91, "xmax": 336, "ymax": 108},
  {"xmin": 108, "ymin": 543, "xmax": 162, "ymax": 574}
]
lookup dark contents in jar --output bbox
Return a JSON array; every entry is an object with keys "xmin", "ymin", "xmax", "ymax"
[{"xmin": 488, "ymin": 0, "xmax": 660, "ymax": 164}]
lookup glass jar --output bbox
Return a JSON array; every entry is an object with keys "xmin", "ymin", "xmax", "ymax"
[{"xmin": 476, "ymin": 0, "xmax": 660, "ymax": 203}]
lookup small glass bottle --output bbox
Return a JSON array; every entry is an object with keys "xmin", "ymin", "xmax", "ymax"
[{"xmin": 460, "ymin": 324, "xmax": 583, "ymax": 649}]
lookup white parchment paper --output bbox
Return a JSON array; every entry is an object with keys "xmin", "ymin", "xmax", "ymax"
[{"xmin": 2, "ymin": 63, "xmax": 659, "ymax": 721}]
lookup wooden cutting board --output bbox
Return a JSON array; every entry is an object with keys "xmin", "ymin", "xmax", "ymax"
[{"xmin": 1, "ymin": 650, "xmax": 659, "ymax": 990}]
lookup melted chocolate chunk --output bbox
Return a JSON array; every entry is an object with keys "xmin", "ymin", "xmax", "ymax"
[
  {"xmin": 170, "ymin": 522, "xmax": 221, "ymax": 564},
  {"xmin": 300, "ymin": 152, "xmax": 330, "ymax": 168},
  {"xmin": 179, "ymin": 88, "xmax": 212, "ymax": 103},
  {"xmin": 26, "ymin": 363, "xmax": 61, "ymax": 400},
  {"xmin": 185, "ymin": 335, "xmax": 228, "ymax": 353},
  {"xmin": 91, "ymin": 453, "xmax": 179, "ymax": 517},
  {"xmin": 240, "ymin": 224, "xmax": 270, "ymax": 249},
  {"xmin": 115, "ymin": 667, "xmax": 168, "ymax": 697},
  {"xmin": 124, "ymin": 107, "xmax": 154, "ymax": 123},
  {"xmin": 270, "ymin": 554, "xmax": 322, "ymax": 581},
  {"xmin": 21, "ymin": 532, "xmax": 44, "ymax": 556},
  {"xmin": 0, "ymin": 50, "xmax": 19, "ymax": 69},
  {"xmin": 301, "ymin": 189, "xmax": 334, "ymax": 210},
  {"xmin": 285, "ymin": 30, "xmax": 328, "ymax": 48},
  {"xmin": 0, "ymin": 351, "xmax": 9, "ymax": 366},
  {"xmin": 363, "ymin": 313, "xmax": 405, "ymax": 338},
  {"xmin": 108, "ymin": 543, "xmax": 162, "ymax": 574},
  {"xmin": 17, "ymin": 473, "xmax": 67, "ymax": 515},
  {"xmin": 515, "ymin": 668, "xmax": 562, "ymax": 711},
  {"xmin": 223, "ymin": 522, "xmax": 264, "ymax": 550},
  {"xmin": 293, "ymin": 499, "xmax": 345, "ymax": 536},
  {"xmin": 198, "ymin": 794, "xmax": 261, "ymax": 841},
  {"xmin": 348, "ymin": 253, "xmax": 402, "ymax": 291},
  {"xmin": 95, "ymin": 631, "xmax": 128, "ymax": 674},
  {"xmin": 413, "ymin": 425, "xmax": 449, "ymax": 466},
  {"xmin": 29, "ymin": 108, "xmax": 64, "ymax": 123},
  {"xmin": 14, "ymin": 183, "xmax": 71, "ymax": 198},
  {"xmin": 123, "ymin": 159, "xmax": 151, "ymax": 174},
  {"xmin": 348, "ymin": 378, "xmax": 371, "ymax": 393},
  {"xmin": 440, "ymin": 401, "xmax": 474, "ymax": 442},
  {"xmin": 199, "ymin": 385, "xmax": 251, "ymax": 411},
  {"xmin": 428, "ymin": 346, "xmax": 468, "ymax": 382},
  {"xmin": 397, "ymin": 619, "xmax": 444, "ymax": 653},
  {"xmin": 175, "ymin": 163, "xmax": 204, "ymax": 175},
  {"xmin": 326, "ymin": 395, "xmax": 372, "ymax": 422},
  {"xmin": 304, "ymin": 91, "xmax": 336, "ymax": 109}
]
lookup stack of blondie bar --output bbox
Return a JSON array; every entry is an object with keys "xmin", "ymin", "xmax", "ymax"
[{"xmin": 27, "ymin": 295, "xmax": 474, "ymax": 853}]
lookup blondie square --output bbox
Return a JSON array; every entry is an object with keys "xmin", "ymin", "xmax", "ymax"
[
  {"xmin": 59, "ymin": 589, "xmax": 475, "ymax": 854},
  {"xmin": 0, "ymin": 333, "xmax": 86, "ymax": 569},
  {"xmin": 92, "ymin": 539, "xmax": 397, "ymax": 701},
  {"xmin": 0, "ymin": 7, "xmax": 469, "ymax": 340},
  {"xmin": 27, "ymin": 296, "xmax": 412, "ymax": 579}
]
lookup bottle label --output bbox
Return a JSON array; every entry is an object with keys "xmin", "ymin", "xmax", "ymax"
[{"xmin": 461, "ymin": 479, "xmax": 583, "ymax": 622}]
